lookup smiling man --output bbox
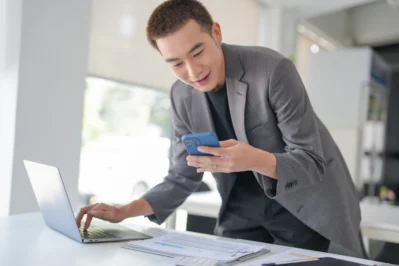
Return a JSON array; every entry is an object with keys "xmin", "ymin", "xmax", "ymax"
[{"xmin": 77, "ymin": 0, "xmax": 365, "ymax": 257}]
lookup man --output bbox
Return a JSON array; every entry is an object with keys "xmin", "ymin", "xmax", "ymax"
[{"xmin": 77, "ymin": 0, "xmax": 364, "ymax": 257}]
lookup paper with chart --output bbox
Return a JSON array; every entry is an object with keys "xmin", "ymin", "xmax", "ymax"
[{"xmin": 121, "ymin": 233, "xmax": 268, "ymax": 263}]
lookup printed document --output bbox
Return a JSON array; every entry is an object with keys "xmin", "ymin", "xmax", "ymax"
[{"xmin": 122, "ymin": 232, "xmax": 269, "ymax": 264}]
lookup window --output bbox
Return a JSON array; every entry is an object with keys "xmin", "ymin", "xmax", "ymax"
[
  {"xmin": 79, "ymin": 77, "xmax": 171, "ymax": 209},
  {"xmin": 78, "ymin": 76, "xmax": 216, "ymax": 228}
]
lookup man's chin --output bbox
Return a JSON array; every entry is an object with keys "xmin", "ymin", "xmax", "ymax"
[{"xmin": 193, "ymin": 85, "xmax": 215, "ymax": 92}]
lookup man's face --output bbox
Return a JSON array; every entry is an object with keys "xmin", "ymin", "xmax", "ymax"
[{"xmin": 156, "ymin": 20, "xmax": 225, "ymax": 92}]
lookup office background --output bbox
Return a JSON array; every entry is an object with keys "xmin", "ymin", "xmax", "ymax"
[{"xmin": 1, "ymin": 0, "xmax": 399, "ymax": 261}]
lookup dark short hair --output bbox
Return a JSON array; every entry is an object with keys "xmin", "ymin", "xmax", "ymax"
[{"xmin": 146, "ymin": 0, "xmax": 214, "ymax": 50}]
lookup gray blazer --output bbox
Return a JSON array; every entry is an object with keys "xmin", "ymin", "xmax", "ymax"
[{"xmin": 142, "ymin": 43, "xmax": 362, "ymax": 256}]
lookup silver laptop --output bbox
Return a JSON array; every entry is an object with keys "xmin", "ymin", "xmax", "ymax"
[{"xmin": 23, "ymin": 160, "xmax": 152, "ymax": 243}]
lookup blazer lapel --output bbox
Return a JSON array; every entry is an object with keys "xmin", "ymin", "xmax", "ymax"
[
  {"xmin": 226, "ymin": 78, "xmax": 248, "ymax": 144},
  {"xmin": 223, "ymin": 44, "xmax": 249, "ymax": 144}
]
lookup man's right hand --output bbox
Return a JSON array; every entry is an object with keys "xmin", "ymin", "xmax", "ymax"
[
  {"xmin": 76, "ymin": 199, "xmax": 154, "ymax": 231},
  {"xmin": 76, "ymin": 203, "xmax": 127, "ymax": 231}
]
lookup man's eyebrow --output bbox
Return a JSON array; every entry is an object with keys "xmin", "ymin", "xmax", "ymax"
[
  {"xmin": 165, "ymin": 42, "xmax": 204, "ymax": 63},
  {"xmin": 165, "ymin": 57, "xmax": 178, "ymax": 63},
  {"xmin": 188, "ymin": 42, "xmax": 204, "ymax": 54}
]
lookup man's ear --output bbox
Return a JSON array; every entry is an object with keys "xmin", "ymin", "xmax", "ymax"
[{"xmin": 212, "ymin": 22, "xmax": 222, "ymax": 45}]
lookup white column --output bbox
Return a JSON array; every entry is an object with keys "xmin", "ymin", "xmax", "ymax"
[
  {"xmin": 0, "ymin": 0, "xmax": 20, "ymax": 217},
  {"xmin": 258, "ymin": 4, "xmax": 298, "ymax": 59},
  {"xmin": 0, "ymin": 0, "xmax": 91, "ymax": 216}
]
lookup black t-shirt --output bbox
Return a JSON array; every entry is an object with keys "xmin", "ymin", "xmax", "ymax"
[{"xmin": 206, "ymin": 84, "xmax": 273, "ymax": 221}]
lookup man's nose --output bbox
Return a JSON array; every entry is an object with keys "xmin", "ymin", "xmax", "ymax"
[{"xmin": 186, "ymin": 62, "xmax": 203, "ymax": 80}]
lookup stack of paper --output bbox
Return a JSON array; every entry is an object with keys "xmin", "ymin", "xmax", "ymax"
[
  {"xmin": 238, "ymin": 249, "xmax": 318, "ymax": 266},
  {"xmin": 238, "ymin": 248, "xmax": 382, "ymax": 266},
  {"xmin": 121, "ymin": 232, "xmax": 269, "ymax": 264}
]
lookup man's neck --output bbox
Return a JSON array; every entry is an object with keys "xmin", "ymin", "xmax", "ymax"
[{"xmin": 210, "ymin": 81, "xmax": 226, "ymax": 92}]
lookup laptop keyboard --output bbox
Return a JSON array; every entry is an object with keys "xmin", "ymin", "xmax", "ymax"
[{"xmin": 79, "ymin": 225, "xmax": 118, "ymax": 239}]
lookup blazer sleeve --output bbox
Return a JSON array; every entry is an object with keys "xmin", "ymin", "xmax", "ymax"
[
  {"xmin": 140, "ymin": 85, "xmax": 203, "ymax": 224},
  {"xmin": 266, "ymin": 58, "xmax": 326, "ymax": 195}
]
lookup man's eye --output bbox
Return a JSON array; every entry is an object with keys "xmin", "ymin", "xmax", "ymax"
[
  {"xmin": 174, "ymin": 62, "xmax": 183, "ymax": 68},
  {"xmin": 194, "ymin": 50, "xmax": 204, "ymax": 57}
]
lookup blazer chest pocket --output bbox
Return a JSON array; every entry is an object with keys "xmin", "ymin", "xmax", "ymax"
[
  {"xmin": 246, "ymin": 120, "xmax": 277, "ymax": 137},
  {"xmin": 246, "ymin": 121, "xmax": 268, "ymax": 134},
  {"xmin": 246, "ymin": 121, "xmax": 283, "ymax": 151}
]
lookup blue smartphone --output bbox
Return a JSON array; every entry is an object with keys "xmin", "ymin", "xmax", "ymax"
[{"xmin": 182, "ymin": 132, "xmax": 220, "ymax": 156}]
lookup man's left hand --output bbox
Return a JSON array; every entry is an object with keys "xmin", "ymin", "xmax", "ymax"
[{"xmin": 186, "ymin": 139, "xmax": 276, "ymax": 178}]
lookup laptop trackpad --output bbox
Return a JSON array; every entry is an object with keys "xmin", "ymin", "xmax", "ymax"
[
  {"xmin": 93, "ymin": 222, "xmax": 151, "ymax": 239},
  {"xmin": 111, "ymin": 229, "xmax": 151, "ymax": 239}
]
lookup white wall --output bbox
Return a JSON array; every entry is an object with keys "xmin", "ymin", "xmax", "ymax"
[
  {"xmin": 205, "ymin": 0, "xmax": 260, "ymax": 46},
  {"xmin": 295, "ymin": 33, "xmax": 316, "ymax": 85},
  {"xmin": 88, "ymin": 0, "xmax": 260, "ymax": 91},
  {"xmin": 0, "ymin": 0, "xmax": 4, "ymax": 74},
  {"xmin": 350, "ymin": 0, "xmax": 399, "ymax": 46},
  {"xmin": 258, "ymin": 5, "xmax": 299, "ymax": 58},
  {"xmin": 0, "ymin": 0, "xmax": 91, "ymax": 215}
]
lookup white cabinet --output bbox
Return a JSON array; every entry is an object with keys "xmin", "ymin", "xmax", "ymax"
[{"xmin": 306, "ymin": 47, "xmax": 391, "ymax": 188}]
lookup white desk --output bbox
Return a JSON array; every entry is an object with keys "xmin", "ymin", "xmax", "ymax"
[
  {"xmin": 0, "ymin": 213, "xmax": 384, "ymax": 266},
  {"xmin": 360, "ymin": 198, "xmax": 399, "ymax": 248},
  {"xmin": 178, "ymin": 192, "xmax": 399, "ymax": 254},
  {"xmin": 0, "ymin": 213, "xmax": 168, "ymax": 266}
]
